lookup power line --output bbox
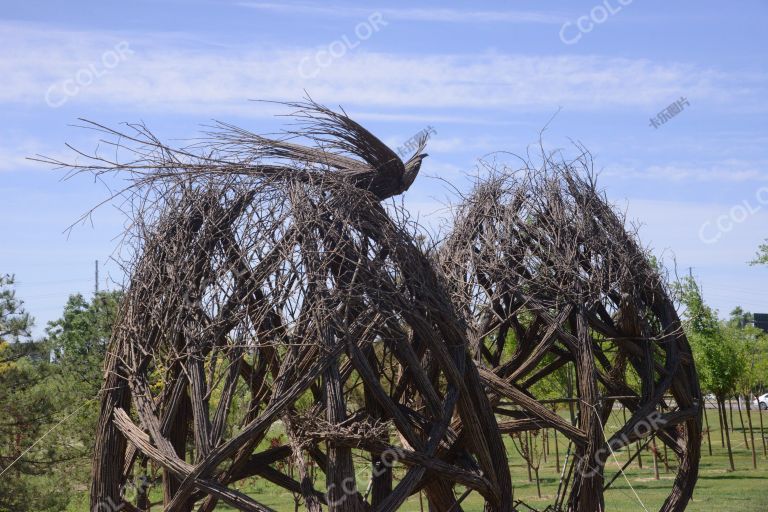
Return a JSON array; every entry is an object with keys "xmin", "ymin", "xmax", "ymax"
[
  {"xmin": 0, "ymin": 396, "xmax": 97, "ymax": 479},
  {"xmin": 14, "ymin": 278, "xmax": 92, "ymax": 286}
]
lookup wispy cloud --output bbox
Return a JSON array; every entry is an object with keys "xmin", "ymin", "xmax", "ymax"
[
  {"xmin": 0, "ymin": 137, "xmax": 61, "ymax": 172},
  {"xmin": 236, "ymin": 3, "xmax": 566, "ymax": 24},
  {"xmin": 0, "ymin": 22, "xmax": 758, "ymax": 117},
  {"xmin": 604, "ymin": 160, "xmax": 768, "ymax": 183}
]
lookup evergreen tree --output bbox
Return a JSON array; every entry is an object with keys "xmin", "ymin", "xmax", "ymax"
[{"xmin": 0, "ymin": 275, "xmax": 71, "ymax": 512}]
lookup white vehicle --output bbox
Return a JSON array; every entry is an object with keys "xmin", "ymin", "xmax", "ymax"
[{"xmin": 753, "ymin": 393, "xmax": 768, "ymax": 410}]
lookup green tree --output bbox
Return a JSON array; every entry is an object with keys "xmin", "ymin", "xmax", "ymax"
[
  {"xmin": 44, "ymin": 290, "xmax": 123, "ymax": 486},
  {"xmin": 727, "ymin": 306, "xmax": 754, "ymax": 329},
  {"xmin": 749, "ymin": 240, "xmax": 768, "ymax": 266},
  {"xmin": 0, "ymin": 274, "xmax": 32, "ymax": 355},
  {"xmin": 47, "ymin": 290, "xmax": 122, "ymax": 395},
  {"xmin": 0, "ymin": 275, "xmax": 72, "ymax": 512},
  {"xmin": 675, "ymin": 275, "xmax": 743, "ymax": 471},
  {"xmin": 727, "ymin": 309, "xmax": 768, "ymax": 467}
]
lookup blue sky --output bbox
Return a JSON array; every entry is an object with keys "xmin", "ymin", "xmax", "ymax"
[{"xmin": 1, "ymin": 0, "xmax": 766, "ymax": 336}]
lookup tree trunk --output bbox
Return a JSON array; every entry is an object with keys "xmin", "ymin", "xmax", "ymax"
[
  {"xmin": 759, "ymin": 400, "xmax": 767, "ymax": 457},
  {"xmin": 703, "ymin": 403, "xmax": 713, "ymax": 456},
  {"xmin": 720, "ymin": 397, "xmax": 736, "ymax": 471},
  {"xmin": 746, "ymin": 398, "xmax": 757, "ymax": 469},
  {"xmin": 622, "ymin": 406, "xmax": 631, "ymax": 462},
  {"xmin": 525, "ymin": 431, "xmax": 533, "ymax": 482},
  {"xmin": 650, "ymin": 438, "xmax": 660, "ymax": 480},
  {"xmin": 737, "ymin": 395, "xmax": 749, "ymax": 449},
  {"xmin": 553, "ymin": 424, "xmax": 561, "ymax": 473},
  {"xmin": 729, "ymin": 396, "xmax": 735, "ymax": 434},
  {"xmin": 718, "ymin": 397, "xmax": 726, "ymax": 447}
]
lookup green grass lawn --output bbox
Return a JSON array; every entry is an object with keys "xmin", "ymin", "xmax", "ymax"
[{"xmin": 69, "ymin": 409, "xmax": 768, "ymax": 511}]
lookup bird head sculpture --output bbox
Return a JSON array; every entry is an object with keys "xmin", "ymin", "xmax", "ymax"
[{"xmin": 403, "ymin": 152, "xmax": 428, "ymax": 192}]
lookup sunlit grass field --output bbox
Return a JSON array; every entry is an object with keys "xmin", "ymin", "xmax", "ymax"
[{"xmin": 68, "ymin": 408, "xmax": 768, "ymax": 511}]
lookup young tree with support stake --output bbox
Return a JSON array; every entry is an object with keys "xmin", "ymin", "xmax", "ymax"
[
  {"xmin": 727, "ymin": 308, "xmax": 768, "ymax": 469},
  {"xmin": 676, "ymin": 276, "xmax": 744, "ymax": 471}
]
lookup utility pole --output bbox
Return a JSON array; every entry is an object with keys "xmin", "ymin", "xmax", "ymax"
[
  {"xmin": 95, "ymin": 260, "xmax": 99, "ymax": 295},
  {"xmin": 688, "ymin": 267, "xmax": 701, "ymax": 295}
]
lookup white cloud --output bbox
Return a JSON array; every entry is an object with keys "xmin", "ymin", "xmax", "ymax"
[
  {"xmin": 0, "ymin": 138, "xmax": 64, "ymax": 172},
  {"xmin": 603, "ymin": 160, "xmax": 768, "ymax": 183},
  {"xmin": 0, "ymin": 146, "xmax": 39, "ymax": 172},
  {"xmin": 236, "ymin": 3, "xmax": 566, "ymax": 24},
  {"xmin": 0, "ymin": 22, "xmax": 759, "ymax": 116}
]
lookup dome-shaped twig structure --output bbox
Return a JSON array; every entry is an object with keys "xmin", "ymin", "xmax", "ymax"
[
  {"xmin": 68, "ymin": 103, "xmax": 513, "ymax": 512},
  {"xmin": 438, "ymin": 155, "xmax": 702, "ymax": 512},
  {"xmin": 45, "ymin": 102, "xmax": 703, "ymax": 511}
]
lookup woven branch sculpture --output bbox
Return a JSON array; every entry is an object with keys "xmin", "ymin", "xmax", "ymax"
[
  {"xmin": 438, "ymin": 163, "xmax": 702, "ymax": 511},
  {"xmin": 47, "ymin": 102, "xmax": 701, "ymax": 512}
]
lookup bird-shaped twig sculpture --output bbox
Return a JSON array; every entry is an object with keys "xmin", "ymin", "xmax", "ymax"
[
  {"xmin": 34, "ymin": 100, "xmax": 429, "ymax": 209},
  {"xmin": 207, "ymin": 99, "xmax": 429, "ymax": 200}
]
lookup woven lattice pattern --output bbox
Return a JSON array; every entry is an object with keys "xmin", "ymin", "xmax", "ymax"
[{"xmin": 46, "ymin": 102, "xmax": 701, "ymax": 511}]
